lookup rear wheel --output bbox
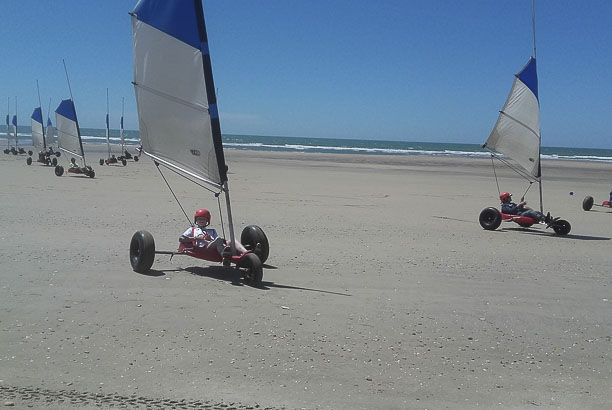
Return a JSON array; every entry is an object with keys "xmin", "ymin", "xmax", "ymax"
[
  {"xmin": 52, "ymin": 157, "xmax": 58, "ymax": 166},
  {"xmin": 241, "ymin": 225, "xmax": 270, "ymax": 263},
  {"xmin": 26, "ymin": 157, "xmax": 32, "ymax": 165},
  {"xmin": 239, "ymin": 253, "xmax": 263, "ymax": 287},
  {"xmin": 479, "ymin": 207, "xmax": 502, "ymax": 230},
  {"xmin": 130, "ymin": 230, "xmax": 156, "ymax": 273},
  {"xmin": 552, "ymin": 219, "xmax": 571, "ymax": 235},
  {"xmin": 582, "ymin": 196, "xmax": 594, "ymax": 211},
  {"xmin": 122, "ymin": 158, "xmax": 127, "ymax": 166},
  {"xmin": 54, "ymin": 165, "xmax": 64, "ymax": 176},
  {"xmin": 55, "ymin": 152, "xmax": 61, "ymax": 157},
  {"xmin": 134, "ymin": 156, "xmax": 139, "ymax": 162},
  {"xmin": 28, "ymin": 150, "xmax": 33, "ymax": 156},
  {"xmin": 99, "ymin": 158, "xmax": 104, "ymax": 166}
]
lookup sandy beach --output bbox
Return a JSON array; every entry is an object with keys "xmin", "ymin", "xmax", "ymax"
[{"xmin": 1, "ymin": 146, "xmax": 611, "ymax": 409}]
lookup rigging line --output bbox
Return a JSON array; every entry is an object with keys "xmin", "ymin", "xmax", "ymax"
[
  {"xmin": 155, "ymin": 160, "xmax": 221, "ymax": 195},
  {"xmin": 491, "ymin": 154, "xmax": 501, "ymax": 197},
  {"xmin": 521, "ymin": 182, "xmax": 534, "ymax": 200},
  {"xmin": 155, "ymin": 161, "xmax": 191, "ymax": 225},
  {"xmin": 488, "ymin": 151, "xmax": 537, "ymax": 182},
  {"xmin": 216, "ymin": 194, "xmax": 226, "ymax": 240}
]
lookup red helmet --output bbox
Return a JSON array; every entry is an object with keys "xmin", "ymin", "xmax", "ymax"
[
  {"xmin": 194, "ymin": 209, "xmax": 211, "ymax": 225},
  {"xmin": 499, "ymin": 192, "xmax": 511, "ymax": 201}
]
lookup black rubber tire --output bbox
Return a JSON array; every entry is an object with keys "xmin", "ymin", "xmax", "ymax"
[
  {"xmin": 3, "ymin": 149, "xmax": 8, "ymax": 154},
  {"xmin": 517, "ymin": 222, "xmax": 533, "ymax": 228},
  {"xmin": 130, "ymin": 230, "xmax": 156, "ymax": 273},
  {"xmin": 552, "ymin": 219, "xmax": 571, "ymax": 235},
  {"xmin": 239, "ymin": 253, "xmax": 263, "ymax": 287},
  {"xmin": 134, "ymin": 156, "xmax": 139, "ymax": 162},
  {"xmin": 99, "ymin": 158, "xmax": 104, "ymax": 166},
  {"xmin": 582, "ymin": 196, "xmax": 594, "ymax": 211},
  {"xmin": 240, "ymin": 225, "xmax": 270, "ymax": 263},
  {"xmin": 479, "ymin": 207, "xmax": 502, "ymax": 230},
  {"xmin": 28, "ymin": 150, "xmax": 33, "ymax": 156},
  {"xmin": 52, "ymin": 157, "xmax": 58, "ymax": 166},
  {"xmin": 55, "ymin": 152, "xmax": 61, "ymax": 157},
  {"xmin": 122, "ymin": 158, "xmax": 127, "ymax": 166},
  {"xmin": 87, "ymin": 168, "xmax": 95, "ymax": 178},
  {"xmin": 12, "ymin": 150, "xmax": 17, "ymax": 155},
  {"xmin": 54, "ymin": 165, "xmax": 64, "ymax": 176},
  {"xmin": 26, "ymin": 157, "xmax": 32, "ymax": 165}
]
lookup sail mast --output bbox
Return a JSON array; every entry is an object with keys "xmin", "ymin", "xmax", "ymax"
[
  {"xmin": 106, "ymin": 88, "xmax": 111, "ymax": 159},
  {"xmin": 120, "ymin": 97, "xmax": 125, "ymax": 152},
  {"xmin": 532, "ymin": 0, "xmax": 544, "ymax": 213},
  {"xmin": 36, "ymin": 80, "xmax": 46, "ymax": 149},
  {"xmin": 5, "ymin": 98, "xmax": 9, "ymax": 148},
  {"xmin": 62, "ymin": 59, "xmax": 87, "ymax": 167},
  {"xmin": 193, "ymin": 0, "xmax": 235, "ymax": 254}
]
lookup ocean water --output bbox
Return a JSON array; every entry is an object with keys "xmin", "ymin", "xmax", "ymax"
[{"xmin": 3, "ymin": 126, "xmax": 612, "ymax": 163}]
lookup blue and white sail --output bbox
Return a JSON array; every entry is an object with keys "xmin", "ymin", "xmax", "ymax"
[
  {"xmin": 5, "ymin": 100, "xmax": 9, "ymax": 147},
  {"xmin": 484, "ymin": 57, "xmax": 540, "ymax": 179},
  {"xmin": 131, "ymin": 0, "xmax": 227, "ymax": 188},
  {"xmin": 12, "ymin": 113, "xmax": 18, "ymax": 147},
  {"xmin": 105, "ymin": 88, "xmax": 111, "ymax": 158},
  {"xmin": 120, "ymin": 97, "xmax": 125, "ymax": 149},
  {"xmin": 46, "ymin": 117, "xmax": 55, "ymax": 146},
  {"xmin": 55, "ymin": 99, "xmax": 86, "ymax": 162},
  {"xmin": 31, "ymin": 106, "xmax": 46, "ymax": 150}
]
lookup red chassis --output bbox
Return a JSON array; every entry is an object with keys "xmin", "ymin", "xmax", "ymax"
[
  {"xmin": 129, "ymin": 226, "xmax": 269, "ymax": 286},
  {"xmin": 479, "ymin": 207, "xmax": 571, "ymax": 235}
]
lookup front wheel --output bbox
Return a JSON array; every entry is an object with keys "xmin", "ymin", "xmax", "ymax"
[
  {"xmin": 122, "ymin": 158, "xmax": 127, "ymax": 166},
  {"xmin": 479, "ymin": 207, "xmax": 502, "ymax": 230},
  {"xmin": 241, "ymin": 225, "xmax": 270, "ymax": 263},
  {"xmin": 99, "ymin": 158, "xmax": 104, "ymax": 166},
  {"xmin": 130, "ymin": 230, "xmax": 156, "ymax": 273},
  {"xmin": 26, "ymin": 157, "xmax": 32, "ymax": 165},
  {"xmin": 54, "ymin": 165, "xmax": 64, "ymax": 176},
  {"xmin": 134, "ymin": 156, "xmax": 139, "ymax": 162},
  {"xmin": 239, "ymin": 253, "xmax": 263, "ymax": 287},
  {"xmin": 552, "ymin": 219, "xmax": 571, "ymax": 235},
  {"xmin": 52, "ymin": 157, "xmax": 58, "ymax": 167},
  {"xmin": 582, "ymin": 196, "xmax": 594, "ymax": 211}
]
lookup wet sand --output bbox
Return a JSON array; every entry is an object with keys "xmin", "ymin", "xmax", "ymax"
[{"xmin": 1, "ymin": 146, "xmax": 611, "ymax": 409}]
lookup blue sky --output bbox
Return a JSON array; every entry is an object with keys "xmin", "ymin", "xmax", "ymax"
[{"xmin": 2, "ymin": 0, "xmax": 611, "ymax": 148}]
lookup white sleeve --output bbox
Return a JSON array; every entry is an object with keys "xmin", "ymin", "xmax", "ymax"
[{"xmin": 181, "ymin": 227, "xmax": 193, "ymax": 237}]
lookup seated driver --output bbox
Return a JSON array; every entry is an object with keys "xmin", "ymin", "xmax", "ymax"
[
  {"xmin": 179, "ymin": 209, "xmax": 247, "ymax": 257},
  {"xmin": 500, "ymin": 192, "xmax": 552, "ymax": 224}
]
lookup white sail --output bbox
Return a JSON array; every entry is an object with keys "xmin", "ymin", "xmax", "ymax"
[
  {"xmin": 31, "ymin": 107, "xmax": 46, "ymax": 150},
  {"xmin": 484, "ymin": 57, "xmax": 540, "ymax": 178},
  {"xmin": 131, "ymin": 0, "xmax": 227, "ymax": 188},
  {"xmin": 105, "ymin": 89, "xmax": 111, "ymax": 158},
  {"xmin": 55, "ymin": 99, "xmax": 85, "ymax": 160},
  {"xmin": 5, "ymin": 112, "xmax": 10, "ymax": 146},
  {"xmin": 120, "ymin": 97, "xmax": 125, "ymax": 148},
  {"xmin": 12, "ymin": 114, "xmax": 18, "ymax": 146},
  {"xmin": 46, "ymin": 117, "xmax": 55, "ymax": 146}
]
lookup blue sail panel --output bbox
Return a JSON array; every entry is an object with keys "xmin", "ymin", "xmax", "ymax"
[
  {"xmin": 12, "ymin": 115, "xmax": 17, "ymax": 126},
  {"xmin": 132, "ymin": 0, "xmax": 201, "ymax": 50},
  {"xmin": 55, "ymin": 99, "xmax": 77, "ymax": 122},
  {"xmin": 106, "ymin": 113, "xmax": 109, "ymax": 128},
  {"xmin": 131, "ymin": 0, "xmax": 227, "ymax": 186},
  {"xmin": 31, "ymin": 107, "xmax": 43, "ymax": 124},
  {"xmin": 517, "ymin": 57, "xmax": 538, "ymax": 101}
]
